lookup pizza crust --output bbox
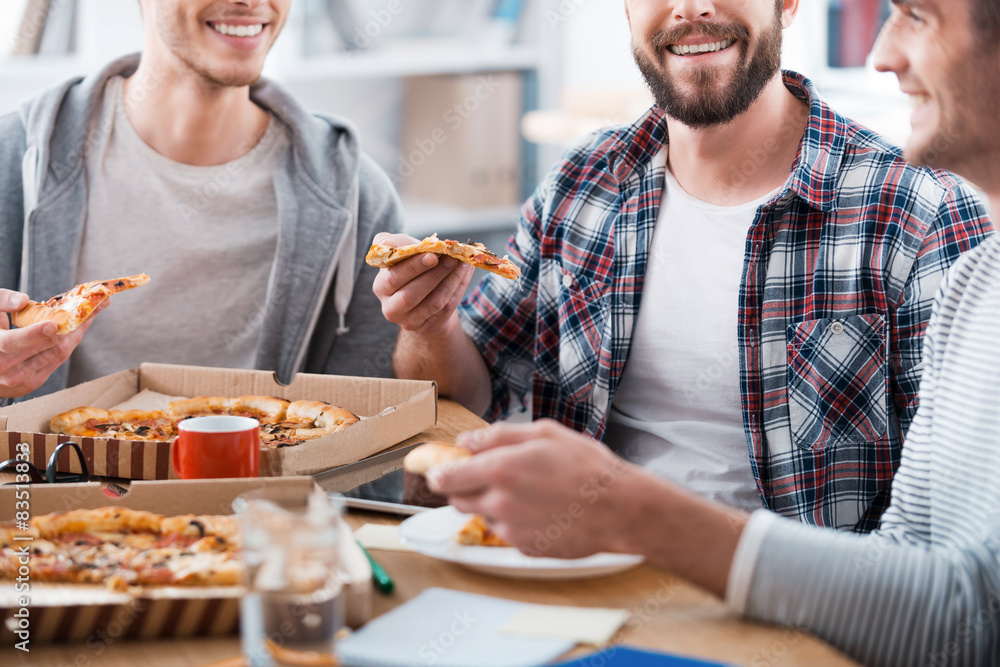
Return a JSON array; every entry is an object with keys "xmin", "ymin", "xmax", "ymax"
[
  {"xmin": 365, "ymin": 233, "xmax": 521, "ymax": 280},
  {"xmin": 10, "ymin": 302, "xmax": 74, "ymax": 331}
]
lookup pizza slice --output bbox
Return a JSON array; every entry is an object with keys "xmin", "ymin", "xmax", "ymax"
[
  {"xmin": 365, "ymin": 233, "xmax": 521, "ymax": 280},
  {"xmin": 12, "ymin": 273, "xmax": 150, "ymax": 335},
  {"xmin": 456, "ymin": 514, "xmax": 511, "ymax": 547}
]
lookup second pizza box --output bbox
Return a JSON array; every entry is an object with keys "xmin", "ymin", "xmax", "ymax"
[
  {"xmin": 0, "ymin": 476, "xmax": 373, "ymax": 643},
  {"xmin": 0, "ymin": 363, "xmax": 437, "ymax": 480}
]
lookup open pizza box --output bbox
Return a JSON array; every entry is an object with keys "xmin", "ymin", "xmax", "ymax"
[
  {"xmin": 0, "ymin": 476, "xmax": 373, "ymax": 643},
  {"xmin": 0, "ymin": 363, "xmax": 437, "ymax": 480}
]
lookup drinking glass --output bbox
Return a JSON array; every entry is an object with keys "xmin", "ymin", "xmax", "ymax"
[{"xmin": 235, "ymin": 487, "xmax": 345, "ymax": 667}]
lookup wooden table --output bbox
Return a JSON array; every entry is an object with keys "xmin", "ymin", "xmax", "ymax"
[{"xmin": 0, "ymin": 400, "xmax": 857, "ymax": 667}]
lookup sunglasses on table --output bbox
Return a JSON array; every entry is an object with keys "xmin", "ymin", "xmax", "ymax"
[{"xmin": 0, "ymin": 440, "xmax": 91, "ymax": 484}]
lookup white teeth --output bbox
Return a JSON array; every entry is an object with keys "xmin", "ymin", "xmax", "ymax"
[
  {"xmin": 211, "ymin": 23, "xmax": 264, "ymax": 37},
  {"xmin": 909, "ymin": 94, "xmax": 930, "ymax": 109},
  {"xmin": 668, "ymin": 39, "xmax": 734, "ymax": 56}
]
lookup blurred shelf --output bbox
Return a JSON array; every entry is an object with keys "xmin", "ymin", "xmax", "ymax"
[
  {"xmin": 402, "ymin": 198, "xmax": 521, "ymax": 238},
  {"xmin": 265, "ymin": 41, "xmax": 543, "ymax": 82},
  {"xmin": 0, "ymin": 54, "xmax": 87, "ymax": 79}
]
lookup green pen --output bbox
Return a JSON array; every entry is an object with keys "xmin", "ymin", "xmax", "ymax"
[{"xmin": 356, "ymin": 539, "xmax": 394, "ymax": 595}]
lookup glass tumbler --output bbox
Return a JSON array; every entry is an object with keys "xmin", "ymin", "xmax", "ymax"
[{"xmin": 235, "ymin": 487, "xmax": 345, "ymax": 667}]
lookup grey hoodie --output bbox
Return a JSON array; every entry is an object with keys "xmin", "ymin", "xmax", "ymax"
[{"xmin": 0, "ymin": 54, "xmax": 401, "ymax": 402}]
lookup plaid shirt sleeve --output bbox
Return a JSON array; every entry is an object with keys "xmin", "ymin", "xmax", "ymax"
[
  {"xmin": 457, "ymin": 126, "xmax": 634, "ymax": 426},
  {"xmin": 457, "ymin": 168, "xmax": 548, "ymax": 422}
]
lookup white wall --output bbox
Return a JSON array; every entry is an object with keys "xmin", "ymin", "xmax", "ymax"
[{"xmin": 560, "ymin": 1, "xmax": 642, "ymax": 88}]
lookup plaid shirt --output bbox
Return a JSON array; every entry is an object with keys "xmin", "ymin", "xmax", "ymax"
[{"xmin": 458, "ymin": 72, "xmax": 993, "ymax": 532}]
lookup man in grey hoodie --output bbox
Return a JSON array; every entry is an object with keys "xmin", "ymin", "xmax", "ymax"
[{"xmin": 0, "ymin": 0, "xmax": 401, "ymax": 402}]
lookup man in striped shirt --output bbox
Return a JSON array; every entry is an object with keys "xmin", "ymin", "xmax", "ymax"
[
  {"xmin": 373, "ymin": 0, "xmax": 992, "ymax": 532},
  {"xmin": 430, "ymin": 0, "xmax": 1000, "ymax": 664}
]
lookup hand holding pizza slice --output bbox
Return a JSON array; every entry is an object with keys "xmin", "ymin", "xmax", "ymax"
[{"xmin": 12, "ymin": 274, "xmax": 150, "ymax": 335}]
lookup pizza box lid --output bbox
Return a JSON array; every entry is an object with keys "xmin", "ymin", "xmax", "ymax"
[
  {"xmin": 0, "ymin": 363, "xmax": 438, "ymax": 480},
  {"xmin": 0, "ymin": 477, "xmax": 373, "ymax": 643}
]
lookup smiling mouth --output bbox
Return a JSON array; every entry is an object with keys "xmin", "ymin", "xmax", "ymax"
[
  {"xmin": 209, "ymin": 22, "xmax": 265, "ymax": 37},
  {"xmin": 668, "ymin": 39, "xmax": 735, "ymax": 56},
  {"xmin": 908, "ymin": 93, "xmax": 930, "ymax": 109}
]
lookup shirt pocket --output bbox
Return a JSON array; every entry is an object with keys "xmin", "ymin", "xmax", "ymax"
[
  {"xmin": 786, "ymin": 313, "xmax": 888, "ymax": 450},
  {"xmin": 544, "ymin": 261, "xmax": 611, "ymax": 404}
]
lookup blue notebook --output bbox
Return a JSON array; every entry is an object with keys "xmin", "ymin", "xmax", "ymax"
[{"xmin": 550, "ymin": 645, "xmax": 734, "ymax": 667}]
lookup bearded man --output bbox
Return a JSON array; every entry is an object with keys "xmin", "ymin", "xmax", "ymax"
[
  {"xmin": 0, "ymin": 0, "xmax": 402, "ymax": 403},
  {"xmin": 370, "ymin": 0, "xmax": 993, "ymax": 531}
]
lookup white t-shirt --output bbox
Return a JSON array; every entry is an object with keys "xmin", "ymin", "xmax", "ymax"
[
  {"xmin": 68, "ymin": 75, "xmax": 292, "ymax": 386},
  {"xmin": 604, "ymin": 168, "xmax": 779, "ymax": 511}
]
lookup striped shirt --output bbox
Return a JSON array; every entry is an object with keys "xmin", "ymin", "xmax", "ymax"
[
  {"xmin": 458, "ymin": 71, "xmax": 993, "ymax": 532},
  {"xmin": 728, "ymin": 235, "xmax": 1000, "ymax": 666}
]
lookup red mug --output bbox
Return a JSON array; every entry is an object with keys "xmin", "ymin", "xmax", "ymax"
[{"xmin": 172, "ymin": 416, "xmax": 260, "ymax": 479}]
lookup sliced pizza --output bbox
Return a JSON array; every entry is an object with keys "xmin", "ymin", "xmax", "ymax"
[
  {"xmin": 46, "ymin": 396, "xmax": 359, "ymax": 446},
  {"xmin": 12, "ymin": 274, "xmax": 150, "ymax": 335},
  {"xmin": 365, "ymin": 233, "xmax": 521, "ymax": 280},
  {"xmin": 0, "ymin": 507, "xmax": 241, "ymax": 591}
]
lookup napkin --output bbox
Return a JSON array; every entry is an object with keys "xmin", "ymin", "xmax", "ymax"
[
  {"xmin": 110, "ymin": 388, "xmax": 188, "ymax": 412},
  {"xmin": 336, "ymin": 588, "xmax": 574, "ymax": 667},
  {"xmin": 501, "ymin": 604, "xmax": 629, "ymax": 645},
  {"xmin": 353, "ymin": 523, "xmax": 413, "ymax": 552}
]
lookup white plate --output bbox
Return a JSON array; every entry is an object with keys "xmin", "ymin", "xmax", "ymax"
[{"xmin": 398, "ymin": 506, "xmax": 644, "ymax": 580}]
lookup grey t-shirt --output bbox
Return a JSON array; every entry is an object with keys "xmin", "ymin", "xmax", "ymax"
[{"xmin": 68, "ymin": 75, "xmax": 292, "ymax": 386}]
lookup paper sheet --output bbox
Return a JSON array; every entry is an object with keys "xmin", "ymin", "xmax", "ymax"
[
  {"xmin": 336, "ymin": 588, "xmax": 574, "ymax": 667},
  {"xmin": 354, "ymin": 523, "xmax": 414, "ymax": 552},
  {"xmin": 501, "ymin": 604, "xmax": 629, "ymax": 645}
]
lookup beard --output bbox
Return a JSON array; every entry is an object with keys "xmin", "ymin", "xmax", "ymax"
[{"xmin": 633, "ymin": 12, "xmax": 783, "ymax": 128}]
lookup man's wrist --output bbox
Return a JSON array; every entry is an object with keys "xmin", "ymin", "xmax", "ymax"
[
  {"xmin": 725, "ymin": 509, "xmax": 779, "ymax": 612},
  {"xmin": 605, "ymin": 465, "xmax": 666, "ymax": 556}
]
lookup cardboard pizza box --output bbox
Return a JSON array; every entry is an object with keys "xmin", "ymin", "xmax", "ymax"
[
  {"xmin": 0, "ymin": 477, "xmax": 374, "ymax": 643},
  {"xmin": 0, "ymin": 363, "xmax": 437, "ymax": 480}
]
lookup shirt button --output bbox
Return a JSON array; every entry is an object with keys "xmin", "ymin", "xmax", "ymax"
[
  {"xmin": 562, "ymin": 273, "xmax": 574, "ymax": 288},
  {"xmin": 830, "ymin": 322, "xmax": 844, "ymax": 335}
]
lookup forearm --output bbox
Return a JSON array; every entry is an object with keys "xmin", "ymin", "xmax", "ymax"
[
  {"xmin": 613, "ymin": 470, "xmax": 748, "ymax": 598},
  {"xmin": 742, "ymin": 519, "xmax": 1000, "ymax": 667},
  {"xmin": 392, "ymin": 314, "xmax": 492, "ymax": 417}
]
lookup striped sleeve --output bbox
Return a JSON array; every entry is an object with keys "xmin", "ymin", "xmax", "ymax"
[
  {"xmin": 734, "ymin": 236, "xmax": 1000, "ymax": 667},
  {"xmin": 743, "ymin": 519, "xmax": 1000, "ymax": 666}
]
